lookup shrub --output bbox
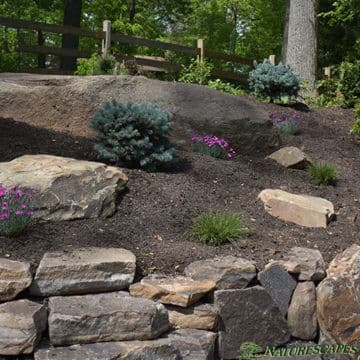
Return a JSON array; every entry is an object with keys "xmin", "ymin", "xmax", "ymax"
[
  {"xmin": 350, "ymin": 102, "xmax": 360, "ymax": 135},
  {"xmin": 207, "ymin": 79, "xmax": 245, "ymax": 95},
  {"xmin": 179, "ymin": 59, "xmax": 213, "ymax": 85},
  {"xmin": 191, "ymin": 135, "xmax": 236, "ymax": 159},
  {"xmin": 268, "ymin": 111, "xmax": 301, "ymax": 135},
  {"xmin": 0, "ymin": 184, "xmax": 35, "ymax": 237},
  {"xmin": 75, "ymin": 53, "xmax": 128, "ymax": 76},
  {"xmin": 308, "ymin": 161, "xmax": 338, "ymax": 185},
  {"xmin": 249, "ymin": 59, "xmax": 302, "ymax": 103},
  {"xmin": 90, "ymin": 101, "xmax": 180, "ymax": 171},
  {"xmin": 190, "ymin": 212, "xmax": 251, "ymax": 246}
]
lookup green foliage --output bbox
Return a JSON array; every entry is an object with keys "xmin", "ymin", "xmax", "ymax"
[
  {"xmin": 179, "ymin": 59, "xmax": 213, "ymax": 85},
  {"xmin": 75, "ymin": 53, "xmax": 128, "ymax": 76},
  {"xmin": 249, "ymin": 59, "xmax": 302, "ymax": 103},
  {"xmin": 90, "ymin": 101, "xmax": 179, "ymax": 172},
  {"xmin": 308, "ymin": 161, "xmax": 338, "ymax": 186},
  {"xmin": 207, "ymin": 79, "xmax": 245, "ymax": 95},
  {"xmin": 190, "ymin": 211, "xmax": 252, "ymax": 246},
  {"xmin": 350, "ymin": 102, "xmax": 360, "ymax": 135}
]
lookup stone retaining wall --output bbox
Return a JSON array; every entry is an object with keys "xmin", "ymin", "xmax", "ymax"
[{"xmin": 0, "ymin": 245, "xmax": 358, "ymax": 360}]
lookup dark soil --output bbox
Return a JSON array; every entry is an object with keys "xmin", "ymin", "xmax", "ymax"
[{"xmin": 0, "ymin": 101, "xmax": 358, "ymax": 279}]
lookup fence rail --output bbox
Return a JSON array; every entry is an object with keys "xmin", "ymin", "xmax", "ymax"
[{"xmin": 0, "ymin": 16, "xmax": 260, "ymax": 82}]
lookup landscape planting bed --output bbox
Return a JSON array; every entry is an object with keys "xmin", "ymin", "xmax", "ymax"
[{"xmin": 0, "ymin": 100, "xmax": 357, "ymax": 278}]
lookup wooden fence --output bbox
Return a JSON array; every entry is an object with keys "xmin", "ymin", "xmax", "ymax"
[{"xmin": 0, "ymin": 16, "xmax": 275, "ymax": 83}]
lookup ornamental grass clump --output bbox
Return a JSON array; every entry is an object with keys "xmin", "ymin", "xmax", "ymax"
[
  {"xmin": 191, "ymin": 135, "xmax": 236, "ymax": 159},
  {"xmin": 0, "ymin": 184, "xmax": 35, "ymax": 237},
  {"xmin": 91, "ymin": 101, "xmax": 180, "ymax": 172},
  {"xmin": 308, "ymin": 161, "xmax": 338, "ymax": 186},
  {"xmin": 268, "ymin": 111, "xmax": 301, "ymax": 135},
  {"xmin": 190, "ymin": 212, "xmax": 252, "ymax": 246}
]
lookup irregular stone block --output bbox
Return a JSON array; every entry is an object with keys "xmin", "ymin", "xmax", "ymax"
[
  {"xmin": 129, "ymin": 275, "xmax": 216, "ymax": 308},
  {"xmin": 35, "ymin": 339, "xmax": 181, "ymax": 360},
  {"xmin": 0, "ymin": 155, "xmax": 128, "ymax": 221},
  {"xmin": 164, "ymin": 329, "xmax": 217, "ymax": 360},
  {"xmin": 215, "ymin": 286, "xmax": 290, "ymax": 359},
  {"xmin": 167, "ymin": 303, "xmax": 217, "ymax": 330},
  {"xmin": 184, "ymin": 256, "xmax": 256, "ymax": 290},
  {"xmin": 258, "ymin": 263, "xmax": 297, "ymax": 316},
  {"xmin": 258, "ymin": 189, "xmax": 335, "ymax": 228},
  {"xmin": 0, "ymin": 299, "xmax": 47, "ymax": 355},
  {"xmin": 48, "ymin": 291, "xmax": 169, "ymax": 346},
  {"xmin": 30, "ymin": 247, "xmax": 136, "ymax": 296},
  {"xmin": 268, "ymin": 247, "xmax": 326, "ymax": 282},
  {"xmin": 0, "ymin": 258, "xmax": 32, "ymax": 301},
  {"xmin": 317, "ymin": 245, "xmax": 360, "ymax": 345},
  {"xmin": 267, "ymin": 146, "xmax": 310, "ymax": 169}
]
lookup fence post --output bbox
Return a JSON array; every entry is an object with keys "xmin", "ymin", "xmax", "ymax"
[
  {"xmin": 102, "ymin": 20, "xmax": 111, "ymax": 58},
  {"xmin": 269, "ymin": 54, "xmax": 276, "ymax": 65},
  {"xmin": 197, "ymin": 38, "xmax": 205, "ymax": 62},
  {"xmin": 324, "ymin": 66, "xmax": 331, "ymax": 78}
]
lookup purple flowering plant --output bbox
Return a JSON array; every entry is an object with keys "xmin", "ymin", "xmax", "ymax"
[
  {"xmin": 191, "ymin": 135, "xmax": 236, "ymax": 159},
  {"xmin": 0, "ymin": 184, "xmax": 35, "ymax": 237},
  {"xmin": 268, "ymin": 111, "xmax": 301, "ymax": 135}
]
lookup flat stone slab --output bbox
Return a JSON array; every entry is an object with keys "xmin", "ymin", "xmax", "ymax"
[
  {"xmin": 268, "ymin": 247, "xmax": 326, "ymax": 282},
  {"xmin": 258, "ymin": 263, "xmax": 297, "ymax": 316},
  {"xmin": 215, "ymin": 286, "xmax": 290, "ymax": 359},
  {"xmin": 164, "ymin": 329, "xmax": 217, "ymax": 360},
  {"xmin": 35, "ymin": 339, "xmax": 181, "ymax": 360},
  {"xmin": 48, "ymin": 291, "xmax": 169, "ymax": 346},
  {"xmin": 129, "ymin": 275, "xmax": 216, "ymax": 308},
  {"xmin": 0, "ymin": 258, "xmax": 32, "ymax": 301},
  {"xmin": 184, "ymin": 256, "xmax": 256, "ymax": 290},
  {"xmin": 258, "ymin": 189, "xmax": 335, "ymax": 228},
  {"xmin": 288, "ymin": 282, "xmax": 317, "ymax": 340},
  {"xmin": 30, "ymin": 247, "xmax": 136, "ymax": 296},
  {"xmin": 0, "ymin": 299, "xmax": 47, "ymax": 355},
  {"xmin": 167, "ymin": 303, "xmax": 218, "ymax": 330},
  {"xmin": 0, "ymin": 155, "xmax": 128, "ymax": 221},
  {"xmin": 267, "ymin": 146, "xmax": 310, "ymax": 169}
]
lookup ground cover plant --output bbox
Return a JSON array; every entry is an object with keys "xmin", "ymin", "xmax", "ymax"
[
  {"xmin": 308, "ymin": 161, "xmax": 338, "ymax": 186},
  {"xmin": 268, "ymin": 111, "xmax": 301, "ymax": 135},
  {"xmin": 191, "ymin": 135, "xmax": 236, "ymax": 159},
  {"xmin": 90, "ymin": 100, "xmax": 180, "ymax": 172},
  {"xmin": 190, "ymin": 211, "xmax": 252, "ymax": 246},
  {"xmin": 0, "ymin": 184, "xmax": 34, "ymax": 237}
]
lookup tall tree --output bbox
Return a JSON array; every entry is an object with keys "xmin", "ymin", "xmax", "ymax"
[
  {"xmin": 282, "ymin": 0, "xmax": 319, "ymax": 90},
  {"xmin": 60, "ymin": 0, "xmax": 82, "ymax": 71}
]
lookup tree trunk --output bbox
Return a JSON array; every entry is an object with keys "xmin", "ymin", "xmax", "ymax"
[
  {"xmin": 281, "ymin": 0, "xmax": 290, "ymax": 64},
  {"xmin": 281, "ymin": 0, "xmax": 319, "ymax": 91},
  {"xmin": 128, "ymin": 0, "xmax": 136, "ymax": 24},
  {"xmin": 60, "ymin": 0, "xmax": 82, "ymax": 71},
  {"xmin": 37, "ymin": 30, "xmax": 46, "ymax": 68}
]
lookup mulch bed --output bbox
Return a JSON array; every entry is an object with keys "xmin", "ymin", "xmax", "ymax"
[{"xmin": 0, "ymin": 101, "xmax": 358, "ymax": 280}]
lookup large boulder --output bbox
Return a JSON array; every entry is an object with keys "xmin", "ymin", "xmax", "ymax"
[
  {"xmin": 215, "ymin": 286, "xmax": 290, "ymax": 359},
  {"xmin": 129, "ymin": 275, "xmax": 216, "ymax": 308},
  {"xmin": 48, "ymin": 291, "xmax": 169, "ymax": 346},
  {"xmin": 164, "ymin": 329, "xmax": 217, "ymax": 360},
  {"xmin": 0, "ymin": 258, "xmax": 32, "ymax": 301},
  {"xmin": 0, "ymin": 74, "xmax": 278, "ymax": 152},
  {"xmin": 317, "ymin": 245, "xmax": 360, "ymax": 344},
  {"xmin": 35, "ymin": 339, "xmax": 181, "ymax": 360},
  {"xmin": 258, "ymin": 189, "xmax": 335, "ymax": 228},
  {"xmin": 0, "ymin": 154, "xmax": 128, "ymax": 221},
  {"xmin": 184, "ymin": 256, "xmax": 256, "ymax": 290},
  {"xmin": 268, "ymin": 247, "xmax": 326, "ymax": 282},
  {"xmin": 0, "ymin": 299, "xmax": 47, "ymax": 355},
  {"xmin": 30, "ymin": 247, "xmax": 136, "ymax": 296},
  {"xmin": 166, "ymin": 303, "xmax": 218, "ymax": 330}
]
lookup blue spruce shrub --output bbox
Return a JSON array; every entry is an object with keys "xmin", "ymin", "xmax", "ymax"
[
  {"xmin": 249, "ymin": 59, "xmax": 302, "ymax": 102},
  {"xmin": 90, "ymin": 101, "xmax": 179, "ymax": 171}
]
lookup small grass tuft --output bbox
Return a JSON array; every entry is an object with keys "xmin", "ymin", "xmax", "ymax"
[
  {"xmin": 190, "ymin": 211, "xmax": 252, "ymax": 246},
  {"xmin": 308, "ymin": 161, "xmax": 338, "ymax": 186}
]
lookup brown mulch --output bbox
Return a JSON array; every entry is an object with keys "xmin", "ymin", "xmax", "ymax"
[{"xmin": 0, "ymin": 101, "xmax": 358, "ymax": 279}]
